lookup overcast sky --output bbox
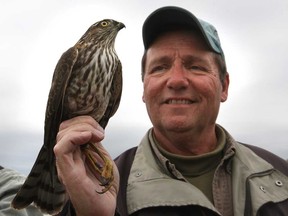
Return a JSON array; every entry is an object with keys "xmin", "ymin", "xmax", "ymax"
[{"xmin": 0, "ymin": 0, "xmax": 287, "ymax": 174}]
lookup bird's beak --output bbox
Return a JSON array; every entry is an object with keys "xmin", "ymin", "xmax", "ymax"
[{"xmin": 117, "ymin": 22, "xmax": 125, "ymax": 30}]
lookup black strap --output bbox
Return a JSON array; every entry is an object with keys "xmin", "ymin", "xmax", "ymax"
[{"xmin": 115, "ymin": 147, "xmax": 137, "ymax": 216}]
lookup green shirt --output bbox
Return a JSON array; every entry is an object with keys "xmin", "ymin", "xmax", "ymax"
[{"xmin": 152, "ymin": 127, "xmax": 226, "ymax": 202}]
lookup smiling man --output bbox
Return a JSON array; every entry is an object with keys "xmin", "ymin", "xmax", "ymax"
[
  {"xmin": 142, "ymin": 30, "xmax": 229, "ymax": 156},
  {"xmin": 55, "ymin": 6, "xmax": 288, "ymax": 216}
]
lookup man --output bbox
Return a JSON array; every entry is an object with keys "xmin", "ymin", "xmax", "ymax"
[
  {"xmin": 0, "ymin": 166, "xmax": 45, "ymax": 216},
  {"xmin": 55, "ymin": 6, "xmax": 288, "ymax": 216}
]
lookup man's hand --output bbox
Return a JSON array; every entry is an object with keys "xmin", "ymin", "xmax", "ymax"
[{"xmin": 54, "ymin": 116, "xmax": 119, "ymax": 216}]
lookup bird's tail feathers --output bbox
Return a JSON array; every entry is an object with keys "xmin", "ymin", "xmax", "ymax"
[{"xmin": 11, "ymin": 145, "xmax": 67, "ymax": 215}]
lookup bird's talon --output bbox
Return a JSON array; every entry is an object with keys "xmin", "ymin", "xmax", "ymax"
[{"xmin": 82, "ymin": 142, "xmax": 114, "ymax": 194}]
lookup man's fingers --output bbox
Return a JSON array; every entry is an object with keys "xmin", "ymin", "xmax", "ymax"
[
  {"xmin": 54, "ymin": 131, "xmax": 92, "ymax": 156},
  {"xmin": 56, "ymin": 120, "xmax": 105, "ymax": 146},
  {"xmin": 59, "ymin": 116, "xmax": 104, "ymax": 133}
]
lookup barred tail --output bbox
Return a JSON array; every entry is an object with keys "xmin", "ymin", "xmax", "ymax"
[{"xmin": 11, "ymin": 145, "xmax": 67, "ymax": 215}]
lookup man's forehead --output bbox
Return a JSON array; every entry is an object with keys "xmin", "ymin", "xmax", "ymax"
[{"xmin": 146, "ymin": 46, "xmax": 215, "ymax": 67}]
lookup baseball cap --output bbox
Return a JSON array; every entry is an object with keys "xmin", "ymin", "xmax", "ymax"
[{"xmin": 142, "ymin": 6, "xmax": 225, "ymax": 58}]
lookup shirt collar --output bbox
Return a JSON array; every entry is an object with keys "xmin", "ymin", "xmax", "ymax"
[{"xmin": 148, "ymin": 125, "xmax": 236, "ymax": 178}]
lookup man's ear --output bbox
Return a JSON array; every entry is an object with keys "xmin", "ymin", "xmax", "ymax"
[
  {"xmin": 142, "ymin": 94, "xmax": 146, "ymax": 103},
  {"xmin": 221, "ymin": 73, "xmax": 229, "ymax": 102}
]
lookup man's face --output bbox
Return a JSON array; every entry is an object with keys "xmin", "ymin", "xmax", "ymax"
[{"xmin": 142, "ymin": 30, "xmax": 229, "ymax": 135}]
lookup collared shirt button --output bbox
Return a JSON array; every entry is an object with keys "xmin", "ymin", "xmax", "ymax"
[
  {"xmin": 135, "ymin": 171, "xmax": 142, "ymax": 177},
  {"xmin": 275, "ymin": 180, "xmax": 283, "ymax": 187},
  {"xmin": 259, "ymin": 186, "xmax": 266, "ymax": 192}
]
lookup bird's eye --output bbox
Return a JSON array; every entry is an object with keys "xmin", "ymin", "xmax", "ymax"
[{"xmin": 101, "ymin": 21, "xmax": 109, "ymax": 27}]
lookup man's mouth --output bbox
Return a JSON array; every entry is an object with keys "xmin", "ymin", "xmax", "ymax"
[{"xmin": 166, "ymin": 99, "xmax": 193, "ymax": 104}]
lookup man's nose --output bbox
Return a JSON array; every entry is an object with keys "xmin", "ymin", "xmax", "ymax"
[{"xmin": 166, "ymin": 64, "xmax": 189, "ymax": 90}]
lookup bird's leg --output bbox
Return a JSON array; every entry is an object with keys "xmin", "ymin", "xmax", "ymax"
[{"xmin": 81, "ymin": 143, "xmax": 114, "ymax": 194}]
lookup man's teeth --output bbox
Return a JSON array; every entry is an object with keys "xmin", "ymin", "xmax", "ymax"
[{"xmin": 167, "ymin": 99, "xmax": 192, "ymax": 104}]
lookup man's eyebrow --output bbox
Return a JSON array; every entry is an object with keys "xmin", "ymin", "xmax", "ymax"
[
  {"xmin": 148, "ymin": 56, "xmax": 173, "ymax": 66},
  {"xmin": 147, "ymin": 54, "xmax": 210, "ymax": 68},
  {"xmin": 181, "ymin": 55, "xmax": 209, "ymax": 64}
]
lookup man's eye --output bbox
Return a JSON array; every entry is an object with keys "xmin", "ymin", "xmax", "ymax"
[
  {"xmin": 188, "ymin": 65, "xmax": 201, "ymax": 70},
  {"xmin": 151, "ymin": 65, "xmax": 168, "ymax": 73},
  {"xmin": 186, "ymin": 64, "xmax": 207, "ymax": 72}
]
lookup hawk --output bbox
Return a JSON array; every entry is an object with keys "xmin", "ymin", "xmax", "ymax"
[{"xmin": 12, "ymin": 19, "xmax": 124, "ymax": 215}]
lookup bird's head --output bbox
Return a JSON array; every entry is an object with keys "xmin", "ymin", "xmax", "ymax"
[{"xmin": 78, "ymin": 19, "xmax": 125, "ymax": 47}]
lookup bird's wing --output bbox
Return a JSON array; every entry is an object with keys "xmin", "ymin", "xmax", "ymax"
[
  {"xmin": 99, "ymin": 60, "xmax": 122, "ymax": 129},
  {"xmin": 44, "ymin": 46, "xmax": 78, "ymax": 149},
  {"xmin": 12, "ymin": 47, "xmax": 78, "ymax": 214}
]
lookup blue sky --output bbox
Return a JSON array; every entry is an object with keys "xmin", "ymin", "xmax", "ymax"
[{"xmin": 0, "ymin": 0, "xmax": 287, "ymax": 174}]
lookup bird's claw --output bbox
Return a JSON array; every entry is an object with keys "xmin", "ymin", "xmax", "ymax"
[{"xmin": 82, "ymin": 143, "xmax": 114, "ymax": 193}]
